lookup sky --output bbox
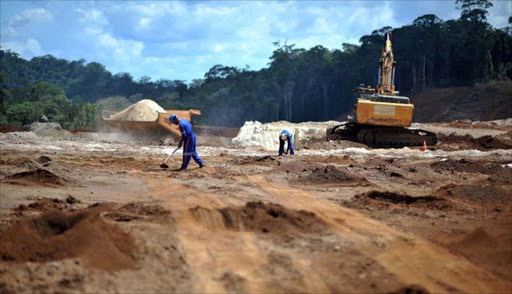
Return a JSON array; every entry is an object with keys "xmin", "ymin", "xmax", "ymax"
[{"xmin": 1, "ymin": 1, "xmax": 511, "ymax": 84}]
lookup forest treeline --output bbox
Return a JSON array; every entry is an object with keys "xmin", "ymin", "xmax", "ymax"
[{"xmin": 0, "ymin": 0, "xmax": 511, "ymax": 128}]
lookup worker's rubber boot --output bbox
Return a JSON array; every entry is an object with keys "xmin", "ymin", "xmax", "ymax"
[{"xmin": 199, "ymin": 163, "xmax": 206, "ymax": 168}]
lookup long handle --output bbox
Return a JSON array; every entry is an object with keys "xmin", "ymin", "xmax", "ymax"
[{"xmin": 162, "ymin": 146, "xmax": 180, "ymax": 164}]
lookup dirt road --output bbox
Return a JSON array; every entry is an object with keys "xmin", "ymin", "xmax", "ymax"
[{"xmin": 0, "ymin": 122, "xmax": 511, "ymax": 293}]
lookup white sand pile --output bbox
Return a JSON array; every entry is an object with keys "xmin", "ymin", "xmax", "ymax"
[
  {"xmin": 107, "ymin": 99, "xmax": 164, "ymax": 121},
  {"xmin": 231, "ymin": 120, "xmax": 341, "ymax": 150},
  {"xmin": 491, "ymin": 118, "xmax": 512, "ymax": 126}
]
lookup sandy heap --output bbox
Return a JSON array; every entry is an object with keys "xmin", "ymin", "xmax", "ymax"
[
  {"xmin": 107, "ymin": 99, "xmax": 164, "ymax": 122},
  {"xmin": 231, "ymin": 120, "xmax": 341, "ymax": 150},
  {"xmin": 0, "ymin": 210, "xmax": 135, "ymax": 271}
]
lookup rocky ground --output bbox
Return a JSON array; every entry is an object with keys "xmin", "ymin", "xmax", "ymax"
[{"xmin": 0, "ymin": 120, "xmax": 511, "ymax": 293}]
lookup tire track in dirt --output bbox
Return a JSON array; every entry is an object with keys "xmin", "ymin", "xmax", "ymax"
[
  {"xmin": 144, "ymin": 175, "xmax": 366, "ymax": 293},
  {"xmin": 144, "ymin": 176, "xmax": 271, "ymax": 293},
  {"xmin": 246, "ymin": 174, "xmax": 510, "ymax": 293}
]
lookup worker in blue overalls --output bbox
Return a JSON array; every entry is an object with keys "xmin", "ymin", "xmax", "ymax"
[
  {"xmin": 278, "ymin": 129, "xmax": 295, "ymax": 156},
  {"xmin": 169, "ymin": 114, "xmax": 205, "ymax": 170}
]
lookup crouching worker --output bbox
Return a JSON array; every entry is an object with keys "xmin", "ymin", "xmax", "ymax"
[
  {"xmin": 278, "ymin": 129, "xmax": 295, "ymax": 156},
  {"xmin": 169, "ymin": 114, "xmax": 205, "ymax": 170}
]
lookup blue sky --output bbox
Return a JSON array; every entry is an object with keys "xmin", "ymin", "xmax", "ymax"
[{"xmin": 1, "ymin": 1, "xmax": 510, "ymax": 84}]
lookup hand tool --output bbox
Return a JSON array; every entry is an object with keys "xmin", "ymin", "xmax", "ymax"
[{"xmin": 160, "ymin": 146, "xmax": 180, "ymax": 169}]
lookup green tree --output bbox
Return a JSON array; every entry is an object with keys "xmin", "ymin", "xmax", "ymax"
[
  {"xmin": 456, "ymin": 0, "xmax": 493, "ymax": 23},
  {"xmin": 0, "ymin": 72, "xmax": 11, "ymax": 113},
  {"xmin": 6, "ymin": 101, "xmax": 36, "ymax": 126}
]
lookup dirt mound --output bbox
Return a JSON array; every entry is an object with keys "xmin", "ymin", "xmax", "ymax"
[
  {"xmin": 14, "ymin": 159, "xmax": 43, "ymax": 170},
  {"xmin": 348, "ymin": 191, "xmax": 451, "ymax": 210},
  {"xmin": 0, "ymin": 210, "xmax": 135, "ymax": 271},
  {"xmin": 389, "ymin": 284, "xmax": 430, "ymax": 294},
  {"xmin": 447, "ymin": 227, "xmax": 511, "ymax": 280},
  {"xmin": 107, "ymin": 99, "xmax": 164, "ymax": 121},
  {"xmin": 1, "ymin": 158, "xmax": 74, "ymax": 187},
  {"xmin": 438, "ymin": 132, "xmax": 512, "ymax": 150},
  {"xmin": 305, "ymin": 155, "xmax": 355, "ymax": 164},
  {"xmin": 365, "ymin": 191, "xmax": 444, "ymax": 205},
  {"xmin": 431, "ymin": 158, "xmax": 489, "ymax": 174},
  {"xmin": 214, "ymin": 271, "xmax": 246, "ymax": 293},
  {"xmin": 103, "ymin": 202, "xmax": 171, "ymax": 222},
  {"xmin": 486, "ymin": 165, "xmax": 512, "ymax": 183},
  {"xmin": 217, "ymin": 202, "xmax": 328, "ymax": 240},
  {"xmin": 118, "ymin": 202, "xmax": 170, "ymax": 216},
  {"xmin": 299, "ymin": 165, "xmax": 359, "ymax": 183},
  {"xmin": 431, "ymin": 159, "xmax": 512, "ymax": 183},
  {"xmin": 239, "ymin": 155, "xmax": 279, "ymax": 165},
  {"xmin": 16, "ymin": 196, "xmax": 82, "ymax": 212},
  {"xmin": 2, "ymin": 168, "xmax": 68, "ymax": 187},
  {"xmin": 456, "ymin": 227, "xmax": 498, "ymax": 249},
  {"xmin": 435, "ymin": 184, "xmax": 511, "ymax": 210},
  {"xmin": 36, "ymin": 155, "xmax": 52, "ymax": 165},
  {"xmin": 273, "ymin": 160, "xmax": 322, "ymax": 174}
]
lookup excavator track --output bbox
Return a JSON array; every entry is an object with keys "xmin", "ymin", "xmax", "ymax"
[{"xmin": 328, "ymin": 123, "xmax": 437, "ymax": 148}]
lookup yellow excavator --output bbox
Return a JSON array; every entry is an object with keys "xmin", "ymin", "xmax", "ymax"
[{"xmin": 328, "ymin": 32, "xmax": 437, "ymax": 147}]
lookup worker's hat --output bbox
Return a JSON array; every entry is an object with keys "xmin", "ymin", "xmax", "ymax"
[{"xmin": 169, "ymin": 114, "xmax": 178, "ymax": 123}]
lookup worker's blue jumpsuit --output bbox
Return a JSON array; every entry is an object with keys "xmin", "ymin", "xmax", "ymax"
[
  {"xmin": 178, "ymin": 119, "xmax": 204, "ymax": 169},
  {"xmin": 279, "ymin": 129, "xmax": 295, "ymax": 156}
]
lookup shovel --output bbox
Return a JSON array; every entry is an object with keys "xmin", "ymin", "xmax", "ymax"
[{"xmin": 160, "ymin": 146, "xmax": 180, "ymax": 169}]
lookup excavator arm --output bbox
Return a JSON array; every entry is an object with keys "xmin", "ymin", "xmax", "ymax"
[{"xmin": 377, "ymin": 33, "xmax": 396, "ymax": 96}]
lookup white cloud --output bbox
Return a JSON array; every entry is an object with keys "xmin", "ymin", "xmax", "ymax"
[
  {"xmin": 1, "ymin": 0, "xmax": 510, "ymax": 83},
  {"xmin": 95, "ymin": 32, "xmax": 144, "ymax": 62},
  {"xmin": 2, "ymin": 38, "xmax": 43, "ymax": 57},
  {"xmin": 138, "ymin": 18, "xmax": 152, "ymax": 28},
  {"xmin": 348, "ymin": 3, "xmax": 396, "ymax": 32},
  {"xmin": 5, "ymin": 8, "xmax": 53, "ymax": 37},
  {"xmin": 195, "ymin": 4, "xmax": 237, "ymax": 17},
  {"xmin": 213, "ymin": 44, "xmax": 225, "ymax": 53},
  {"xmin": 16, "ymin": 8, "xmax": 53, "ymax": 23},
  {"xmin": 126, "ymin": 1, "xmax": 186, "ymax": 18},
  {"xmin": 487, "ymin": 0, "xmax": 512, "ymax": 28},
  {"xmin": 74, "ymin": 7, "xmax": 108, "ymax": 29},
  {"xmin": 25, "ymin": 38, "xmax": 42, "ymax": 55}
]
